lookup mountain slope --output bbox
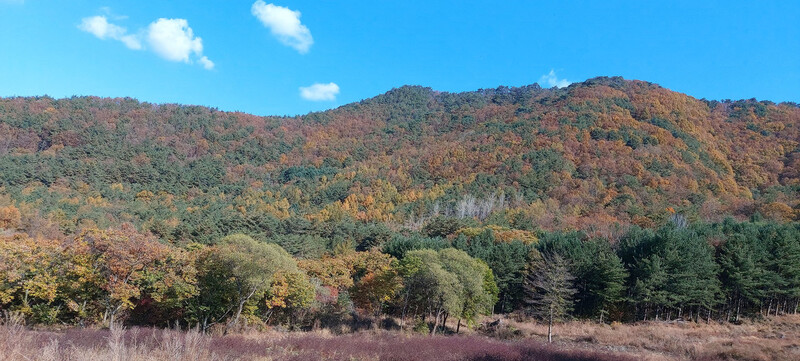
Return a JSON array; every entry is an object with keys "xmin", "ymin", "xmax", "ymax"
[{"xmin": 0, "ymin": 77, "xmax": 798, "ymax": 242}]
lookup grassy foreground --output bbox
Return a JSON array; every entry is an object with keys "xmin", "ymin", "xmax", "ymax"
[
  {"xmin": 0, "ymin": 327, "xmax": 629, "ymax": 361},
  {"xmin": 1, "ymin": 315, "xmax": 798, "ymax": 361}
]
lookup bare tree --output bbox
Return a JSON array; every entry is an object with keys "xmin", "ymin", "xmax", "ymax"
[
  {"xmin": 455, "ymin": 193, "xmax": 507, "ymax": 220},
  {"xmin": 524, "ymin": 252, "xmax": 576, "ymax": 343}
]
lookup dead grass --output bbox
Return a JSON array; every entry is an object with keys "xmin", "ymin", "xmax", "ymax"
[
  {"xmin": 2, "ymin": 314, "xmax": 798, "ymax": 360},
  {"xmin": 492, "ymin": 314, "xmax": 800, "ymax": 361},
  {"xmin": 0, "ymin": 323, "xmax": 632, "ymax": 361}
]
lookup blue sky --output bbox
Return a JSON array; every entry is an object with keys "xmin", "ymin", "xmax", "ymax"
[{"xmin": 0, "ymin": 1, "xmax": 798, "ymax": 116}]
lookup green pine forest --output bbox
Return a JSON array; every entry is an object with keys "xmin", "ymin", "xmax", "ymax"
[{"xmin": 1, "ymin": 77, "xmax": 799, "ymax": 331}]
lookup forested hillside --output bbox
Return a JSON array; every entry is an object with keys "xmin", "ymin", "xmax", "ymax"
[
  {"xmin": 1, "ymin": 77, "xmax": 799, "ymax": 329},
  {"xmin": 1, "ymin": 77, "xmax": 798, "ymax": 241}
]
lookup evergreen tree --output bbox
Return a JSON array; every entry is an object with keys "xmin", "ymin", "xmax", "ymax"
[
  {"xmin": 657, "ymin": 227, "xmax": 721, "ymax": 321},
  {"xmin": 717, "ymin": 234, "xmax": 763, "ymax": 321},
  {"xmin": 761, "ymin": 225, "xmax": 800, "ymax": 315},
  {"xmin": 630, "ymin": 254, "xmax": 670, "ymax": 320},
  {"xmin": 587, "ymin": 248, "xmax": 628, "ymax": 323}
]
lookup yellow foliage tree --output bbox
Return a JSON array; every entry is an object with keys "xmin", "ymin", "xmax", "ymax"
[
  {"xmin": 0, "ymin": 205, "xmax": 21, "ymax": 229},
  {"xmin": 0, "ymin": 235, "xmax": 62, "ymax": 317}
]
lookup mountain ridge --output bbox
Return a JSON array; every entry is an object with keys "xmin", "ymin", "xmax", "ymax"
[{"xmin": 6, "ymin": 76, "xmax": 797, "ymax": 119}]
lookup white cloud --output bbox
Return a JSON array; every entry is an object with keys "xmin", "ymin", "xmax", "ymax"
[
  {"xmin": 539, "ymin": 69, "xmax": 571, "ymax": 88},
  {"xmin": 146, "ymin": 18, "xmax": 205, "ymax": 63},
  {"xmin": 78, "ymin": 15, "xmax": 142, "ymax": 50},
  {"xmin": 251, "ymin": 1, "xmax": 313, "ymax": 54},
  {"xmin": 198, "ymin": 56, "xmax": 215, "ymax": 70},
  {"xmin": 79, "ymin": 16, "xmax": 124, "ymax": 39},
  {"xmin": 80, "ymin": 13, "xmax": 214, "ymax": 70},
  {"xmin": 300, "ymin": 82, "xmax": 339, "ymax": 101}
]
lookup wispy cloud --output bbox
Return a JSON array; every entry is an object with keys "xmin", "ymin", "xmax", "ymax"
[
  {"xmin": 251, "ymin": 1, "xmax": 313, "ymax": 54},
  {"xmin": 79, "ymin": 11, "xmax": 213, "ymax": 70},
  {"xmin": 78, "ymin": 15, "xmax": 142, "ymax": 50},
  {"xmin": 300, "ymin": 82, "xmax": 339, "ymax": 101},
  {"xmin": 99, "ymin": 6, "xmax": 128, "ymax": 20},
  {"xmin": 539, "ymin": 70, "xmax": 571, "ymax": 88},
  {"xmin": 198, "ymin": 56, "xmax": 215, "ymax": 70}
]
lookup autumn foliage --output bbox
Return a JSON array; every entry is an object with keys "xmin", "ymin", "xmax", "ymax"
[
  {"xmin": 1, "ymin": 78, "xmax": 800, "ymax": 331},
  {"xmin": 0, "ymin": 78, "xmax": 797, "ymax": 243}
]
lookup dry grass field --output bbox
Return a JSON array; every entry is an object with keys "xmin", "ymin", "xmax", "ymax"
[
  {"xmin": 490, "ymin": 314, "xmax": 800, "ymax": 361},
  {"xmin": 0, "ymin": 326, "xmax": 631, "ymax": 361},
  {"xmin": 1, "ymin": 314, "xmax": 798, "ymax": 361}
]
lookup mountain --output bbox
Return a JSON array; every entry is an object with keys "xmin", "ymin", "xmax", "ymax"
[{"xmin": 0, "ymin": 77, "xmax": 798, "ymax": 242}]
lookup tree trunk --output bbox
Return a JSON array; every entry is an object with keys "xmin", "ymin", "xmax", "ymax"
[
  {"xmin": 263, "ymin": 309, "xmax": 274, "ymax": 325},
  {"xmin": 548, "ymin": 307, "xmax": 553, "ymax": 343},
  {"xmin": 456, "ymin": 318, "xmax": 462, "ymax": 334},
  {"xmin": 232, "ymin": 299, "xmax": 246, "ymax": 329},
  {"xmin": 229, "ymin": 286, "xmax": 257, "ymax": 331},
  {"xmin": 430, "ymin": 308, "xmax": 441, "ymax": 336},
  {"xmin": 401, "ymin": 291, "xmax": 410, "ymax": 330},
  {"xmin": 374, "ymin": 300, "xmax": 384, "ymax": 328},
  {"xmin": 726, "ymin": 298, "xmax": 732, "ymax": 322},
  {"xmin": 735, "ymin": 299, "xmax": 741, "ymax": 322}
]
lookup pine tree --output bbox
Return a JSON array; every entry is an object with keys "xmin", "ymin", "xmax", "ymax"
[
  {"xmin": 762, "ymin": 225, "xmax": 800, "ymax": 316},
  {"xmin": 718, "ymin": 234, "xmax": 762, "ymax": 321},
  {"xmin": 630, "ymin": 254, "xmax": 670, "ymax": 320},
  {"xmin": 660, "ymin": 228, "xmax": 720, "ymax": 321},
  {"xmin": 589, "ymin": 249, "xmax": 628, "ymax": 323}
]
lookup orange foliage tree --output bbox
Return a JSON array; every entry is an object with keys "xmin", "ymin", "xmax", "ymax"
[{"xmin": 62, "ymin": 225, "xmax": 196, "ymax": 325}]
